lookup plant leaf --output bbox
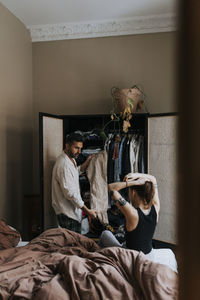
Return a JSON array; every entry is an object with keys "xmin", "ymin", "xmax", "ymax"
[
  {"xmin": 127, "ymin": 98, "xmax": 134, "ymax": 109},
  {"xmin": 100, "ymin": 131, "xmax": 108, "ymax": 140}
]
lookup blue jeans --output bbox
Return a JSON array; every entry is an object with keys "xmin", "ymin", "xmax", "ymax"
[{"xmin": 99, "ymin": 230, "xmax": 122, "ymax": 247}]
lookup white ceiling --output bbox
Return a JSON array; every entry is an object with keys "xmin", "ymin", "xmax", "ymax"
[
  {"xmin": 0, "ymin": 0, "xmax": 178, "ymax": 42},
  {"xmin": 0, "ymin": 0, "xmax": 177, "ymax": 26}
]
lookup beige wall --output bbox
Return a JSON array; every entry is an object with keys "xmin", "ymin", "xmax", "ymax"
[
  {"xmin": 0, "ymin": 4, "xmax": 33, "ymax": 232},
  {"xmin": 32, "ymin": 32, "xmax": 177, "ymax": 192},
  {"xmin": 33, "ymin": 32, "xmax": 177, "ymax": 115}
]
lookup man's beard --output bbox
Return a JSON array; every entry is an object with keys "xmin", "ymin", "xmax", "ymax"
[{"xmin": 68, "ymin": 149, "xmax": 79, "ymax": 159}]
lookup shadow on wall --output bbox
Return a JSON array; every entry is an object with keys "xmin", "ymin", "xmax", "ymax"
[{"xmin": 5, "ymin": 124, "xmax": 33, "ymax": 233}]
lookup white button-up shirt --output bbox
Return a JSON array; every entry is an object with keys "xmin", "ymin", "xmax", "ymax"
[{"xmin": 52, "ymin": 151, "xmax": 84, "ymax": 222}]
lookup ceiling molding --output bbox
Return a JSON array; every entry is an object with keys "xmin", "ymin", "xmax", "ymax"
[{"xmin": 29, "ymin": 13, "xmax": 177, "ymax": 42}]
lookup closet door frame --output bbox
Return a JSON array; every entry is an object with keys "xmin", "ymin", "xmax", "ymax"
[
  {"xmin": 39, "ymin": 112, "xmax": 64, "ymax": 231},
  {"xmin": 146, "ymin": 112, "xmax": 178, "ymax": 173},
  {"xmin": 147, "ymin": 112, "xmax": 178, "ymax": 245}
]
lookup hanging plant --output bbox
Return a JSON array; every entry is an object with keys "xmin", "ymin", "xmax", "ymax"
[
  {"xmin": 99, "ymin": 85, "xmax": 146, "ymax": 139},
  {"xmin": 111, "ymin": 85, "xmax": 146, "ymax": 133}
]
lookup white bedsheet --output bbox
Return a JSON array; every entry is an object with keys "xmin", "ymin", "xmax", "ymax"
[
  {"xmin": 16, "ymin": 241, "xmax": 29, "ymax": 247},
  {"xmin": 145, "ymin": 248, "xmax": 178, "ymax": 273}
]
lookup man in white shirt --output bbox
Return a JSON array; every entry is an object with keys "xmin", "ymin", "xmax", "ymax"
[{"xmin": 52, "ymin": 132, "xmax": 97, "ymax": 233}]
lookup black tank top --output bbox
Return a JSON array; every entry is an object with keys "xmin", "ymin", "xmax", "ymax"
[{"xmin": 126, "ymin": 205, "xmax": 157, "ymax": 254}]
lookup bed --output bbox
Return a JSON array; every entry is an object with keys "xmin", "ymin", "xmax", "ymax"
[{"xmin": 0, "ymin": 225, "xmax": 178, "ymax": 299}]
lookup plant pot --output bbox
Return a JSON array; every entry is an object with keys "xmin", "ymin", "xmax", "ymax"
[{"xmin": 112, "ymin": 86, "xmax": 144, "ymax": 113}]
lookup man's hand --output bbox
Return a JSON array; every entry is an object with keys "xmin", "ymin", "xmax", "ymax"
[
  {"xmin": 82, "ymin": 205, "xmax": 97, "ymax": 219},
  {"xmin": 87, "ymin": 209, "xmax": 97, "ymax": 219},
  {"xmin": 80, "ymin": 154, "xmax": 96, "ymax": 172},
  {"xmin": 87, "ymin": 153, "xmax": 96, "ymax": 161}
]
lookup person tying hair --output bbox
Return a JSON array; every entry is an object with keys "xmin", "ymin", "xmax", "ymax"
[{"xmin": 100, "ymin": 172, "xmax": 177, "ymax": 273}]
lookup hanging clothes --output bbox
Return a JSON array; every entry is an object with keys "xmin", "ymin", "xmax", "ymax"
[
  {"xmin": 121, "ymin": 135, "xmax": 131, "ymax": 180},
  {"xmin": 107, "ymin": 139, "xmax": 115, "ymax": 184},
  {"xmin": 112, "ymin": 136, "xmax": 121, "ymax": 182},
  {"xmin": 129, "ymin": 135, "xmax": 137, "ymax": 173},
  {"xmin": 118, "ymin": 135, "xmax": 125, "ymax": 178},
  {"xmin": 106, "ymin": 132, "xmax": 145, "ymax": 183},
  {"xmin": 86, "ymin": 150, "xmax": 109, "ymax": 224},
  {"xmin": 138, "ymin": 135, "xmax": 145, "ymax": 173}
]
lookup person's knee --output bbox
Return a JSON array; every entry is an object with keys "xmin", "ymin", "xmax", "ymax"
[{"xmin": 100, "ymin": 230, "xmax": 111, "ymax": 239}]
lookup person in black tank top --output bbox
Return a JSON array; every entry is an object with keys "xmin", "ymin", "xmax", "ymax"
[
  {"xmin": 100, "ymin": 174, "xmax": 178, "ymax": 273},
  {"xmin": 126, "ymin": 205, "xmax": 157, "ymax": 254},
  {"xmin": 100, "ymin": 173, "xmax": 160, "ymax": 254}
]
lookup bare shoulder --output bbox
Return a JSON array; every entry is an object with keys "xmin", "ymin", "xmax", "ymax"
[{"xmin": 125, "ymin": 205, "xmax": 139, "ymax": 231}]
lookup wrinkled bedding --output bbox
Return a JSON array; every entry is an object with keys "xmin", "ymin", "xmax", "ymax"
[
  {"xmin": 0, "ymin": 228, "xmax": 178, "ymax": 300},
  {"xmin": 0, "ymin": 219, "xmax": 21, "ymax": 250}
]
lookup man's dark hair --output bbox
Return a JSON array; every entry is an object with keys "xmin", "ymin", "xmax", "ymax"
[{"xmin": 65, "ymin": 132, "xmax": 84, "ymax": 145}]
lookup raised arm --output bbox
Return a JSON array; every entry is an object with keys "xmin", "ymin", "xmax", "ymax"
[{"xmin": 108, "ymin": 181, "xmax": 139, "ymax": 231}]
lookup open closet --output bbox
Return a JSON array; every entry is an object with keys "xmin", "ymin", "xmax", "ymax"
[{"xmin": 39, "ymin": 112, "xmax": 178, "ymax": 245}]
